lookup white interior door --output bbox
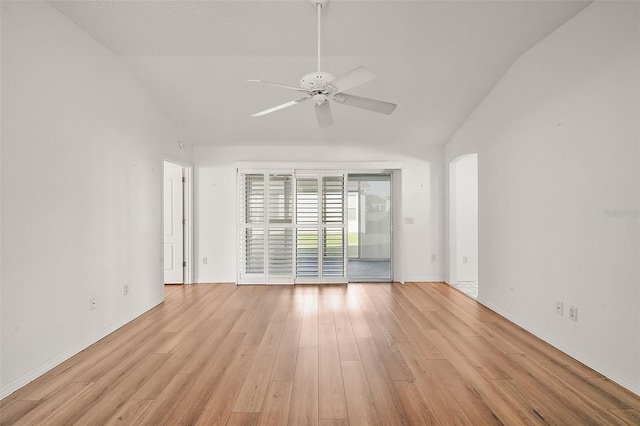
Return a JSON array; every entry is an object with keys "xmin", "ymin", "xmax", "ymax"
[{"xmin": 164, "ymin": 162, "xmax": 184, "ymax": 284}]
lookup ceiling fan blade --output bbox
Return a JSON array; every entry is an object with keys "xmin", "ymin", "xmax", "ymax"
[
  {"xmin": 315, "ymin": 101, "xmax": 333, "ymax": 128},
  {"xmin": 248, "ymin": 79, "xmax": 306, "ymax": 92},
  {"xmin": 251, "ymin": 97, "xmax": 310, "ymax": 117},
  {"xmin": 333, "ymin": 93, "xmax": 397, "ymax": 115},
  {"xmin": 327, "ymin": 66, "xmax": 379, "ymax": 93}
]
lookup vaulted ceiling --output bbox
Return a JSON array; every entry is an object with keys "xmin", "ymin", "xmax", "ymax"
[{"xmin": 51, "ymin": 0, "xmax": 591, "ymax": 147}]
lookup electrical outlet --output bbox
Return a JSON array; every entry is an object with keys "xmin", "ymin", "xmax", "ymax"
[
  {"xmin": 123, "ymin": 284, "xmax": 129, "ymax": 296},
  {"xmin": 555, "ymin": 302, "xmax": 563, "ymax": 315},
  {"xmin": 431, "ymin": 254, "xmax": 436, "ymax": 261},
  {"xmin": 463, "ymin": 256, "xmax": 468, "ymax": 264},
  {"xmin": 89, "ymin": 297, "xmax": 96, "ymax": 310},
  {"xmin": 202, "ymin": 257, "xmax": 208, "ymax": 265},
  {"xmin": 569, "ymin": 306, "xmax": 578, "ymax": 321}
]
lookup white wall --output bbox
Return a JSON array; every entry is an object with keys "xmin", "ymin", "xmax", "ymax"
[
  {"xmin": 452, "ymin": 154, "xmax": 478, "ymax": 282},
  {"xmin": 194, "ymin": 145, "xmax": 443, "ymax": 283},
  {"xmin": 445, "ymin": 2, "xmax": 640, "ymax": 394},
  {"xmin": 1, "ymin": 2, "xmax": 191, "ymax": 397}
]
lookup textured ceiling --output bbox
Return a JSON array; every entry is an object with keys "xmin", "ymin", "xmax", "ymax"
[{"xmin": 50, "ymin": 0, "xmax": 592, "ymax": 147}]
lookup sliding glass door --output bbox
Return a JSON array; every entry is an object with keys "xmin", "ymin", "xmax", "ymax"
[{"xmin": 347, "ymin": 174, "xmax": 392, "ymax": 282}]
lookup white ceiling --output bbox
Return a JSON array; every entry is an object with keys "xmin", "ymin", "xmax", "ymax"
[{"xmin": 50, "ymin": 0, "xmax": 591, "ymax": 147}]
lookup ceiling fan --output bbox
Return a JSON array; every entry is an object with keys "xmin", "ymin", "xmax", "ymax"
[{"xmin": 249, "ymin": 0, "xmax": 397, "ymax": 128}]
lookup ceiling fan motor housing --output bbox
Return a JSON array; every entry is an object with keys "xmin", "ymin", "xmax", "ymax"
[{"xmin": 300, "ymin": 72, "xmax": 335, "ymax": 91}]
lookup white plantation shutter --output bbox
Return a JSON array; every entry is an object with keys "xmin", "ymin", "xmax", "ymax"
[
  {"xmin": 238, "ymin": 173, "xmax": 266, "ymax": 282},
  {"xmin": 296, "ymin": 175, "xmax": 319, "ymax": 278},
  {"xmin": 238, "ymin": 169, "xmax": 347, "ymax": 284},
  {"xmin": 322, "ymin": 176, "xmax": 346, "ymax": 279},
  {"xmin": 267, "ymin": 173, "xmax": 294, "ymax": 281}
]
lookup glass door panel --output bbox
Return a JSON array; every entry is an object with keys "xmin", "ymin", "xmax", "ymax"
[{"xmin": 347, "ymin": 174, "xmax": 392, "ymax": 282}]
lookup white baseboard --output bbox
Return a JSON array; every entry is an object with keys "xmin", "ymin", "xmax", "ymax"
[
  {"xmin": 196, "ymin": 276, "xmax": 236, "ymax": 284},
  {"xmin": 404, "ymin": 276, "xmax": 444, "ymax": 283},
  {"xmin": 456, "ymin": 276, "xmax": 478, "ymax": 283},
  {"xmin": 0, "ymin": 297, "xmax": 164, "ymax": 399},
  {"xmin": 476, "ymin": 297, "xmax": 640, "ymax": 397}
]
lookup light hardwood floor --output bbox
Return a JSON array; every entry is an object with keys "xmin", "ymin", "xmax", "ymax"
[{"xmin": 1, "ymin": 282, "xmax": 639, "ymax": 425}]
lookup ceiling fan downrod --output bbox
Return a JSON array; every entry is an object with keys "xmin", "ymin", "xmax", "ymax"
[
  {"xmin": 314, "ymin": 0, "xmax": 327, "ymax": 72},
  {"xmin": 299, "ymin": 0, "xmax": 332, "ymax": 94}
]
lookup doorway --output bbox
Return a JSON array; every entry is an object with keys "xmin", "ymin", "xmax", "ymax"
[
  {"xmin": 347, "ymin": 173, "xmax": 392, "ymax": 282},
  {"xmin": 449, "ymin": 154, "xmax": 478, "ymax": 298},
  {"xmin": 163, "ymin": 159, "xmax": 193, "ymax": 285}
]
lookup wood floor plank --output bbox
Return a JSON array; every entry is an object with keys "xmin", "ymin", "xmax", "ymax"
[
  {"xmin": 341, "ymin": 360, "xmax": 379, "ymax": 426},
  {"xmin": 160, "ymin": 283, "xmax": 231, "ymax": 333},
  {"xmin": 132, "ymin": 307, "xmax": 245, "ymax": 401},
  {"xmin": 270, "ymin": 312, "xmax": 303, "ymax": 382},
  {"xmin": 393, "ymin": 380, "xmax": 440, "ymax": 426},
  {"xmin": 40, "ymin": 332, "xmax": 174, "ymax": 426},
  {"xmin": 197, "ymin": 345, "xmax": 258, "ymax": 425},
  {"xmin": 70, "ymin": 352, "xmax": 171, "ymax": 425},
  {"xmin": 425, "ymin": 329, "xmax": 532, "ymax": 425},
  {"xmin": 299, "ymin": 291, "xmax": 319, "ymax": 348},
  {"xmin": 334, "ymin": 311, "xmax": 361, "ymax": 361},
  {"xmin": 609, "ymin": 408, "xmax": 640, "ymax": 424},
  {"xmin": 330, "ymin": 285, "xmax": 370, "ymax": 342},
  {"xmin": 256, "ymin": 381, "xmax": 293, "ymax": 426},
  {"xmin": 318, "ymin": 286, "xmax": 336, "ymax": 325},
  {"xmin": 178, "ymin": 308, "xmax": 245, "ymax": 375},
  {"xmin": 502, "ymin": 353, "xmax": 625, "ymax": 425},
  {"xmin": 486, "ymin": 320, "xmax": 634, "ymax": 410},
  {"xmin": 362, "ymin": 310, "xmax": 414, "ymax": 381},
  {"xmin": 395, "ymin": 344, "xmax": 473, "ymax": 425},
  {"xmin": 586, "ymin": 377, "xmax": 640, "ymax": 410},
  {"xmin": 7, "ymin": 382, "xmax": 92, "ymax": 425},
  {"xmin": 104, "ymin": 399, "xmax": 153, "ymax": 425},
  {"xmin": 226, "ymin": 412, "xmax": 260, "ymax": 426},
  {"xmin": 132, "ymin": 373, "xmax": 194, "ymax": 425},
  {"xmin": 318, "ymin": 419, "xmax": 350, "ymax": 426},
  {"xmin": 318, "ymin": 325, "xmax": 348, "ymax": 420},
  {"xmin": 3, "ymin": 283, "xmax": 639, "ymax": 426},
  {"xmin": 268, "ymin": 287, "xmax": 295, "ymax": 324},
  {"xmin": 0, "ymin": 400, "xmax": 41, "ymax": 425},
  {"xmin": 356, "ymin": 338, "xmax": 409, "ymax": 425},
  {"xmin": 161, "ymin": 332, "xmax": 248, "ymax": 425},
  {"xmin": 288, "ymin": 347, "xmax": 319, "ymax": 426},
  {"xmin": 387, "ymin": 284, "xmax": 438, "ymax": 332},
  {"xmin": 241, "ymin": 288, "xmax": 284, "ymax": 346},
  {"xmin": 233, "ymin": 322, "xmax": 285, "ymax": 412}
]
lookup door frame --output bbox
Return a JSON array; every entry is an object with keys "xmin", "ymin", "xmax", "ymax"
[{"xmin": 162, "ymin": 157, "xmax": 194, "ymax": 285}]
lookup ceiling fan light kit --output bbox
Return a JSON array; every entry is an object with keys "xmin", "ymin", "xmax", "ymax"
[{"xmin": 249, "ymin": 0, "xmax": 397, "ymax": 128}]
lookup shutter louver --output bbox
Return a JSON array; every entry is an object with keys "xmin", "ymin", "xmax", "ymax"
[
  {"xmin": 296, "ymin": 228, "xmax": 319, "ymax": 277},
  {"xmin": 296, "ymin": 177, "xmax": 318, "ymax": 224},
  {"xmin": 242, "ymin": 228, "xmax": 265, "ymax": 274},
  {"xmin": 269, "ymin": 174, "xmax": 293, "ymax": 224},
  {"xmin": 323, "ymin": 176, "xmax": 344, "ymax": 223},
  {"xmin": 269, "ymin": 228, "xmax": 293, "ymax": 276},
  {"xmin": 323, "ymin": 228, "xmax": 344, "ymax": 276},
  {"xmin": 243, "ymin": 174, "xmax": 264, "ymax": 224}
]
